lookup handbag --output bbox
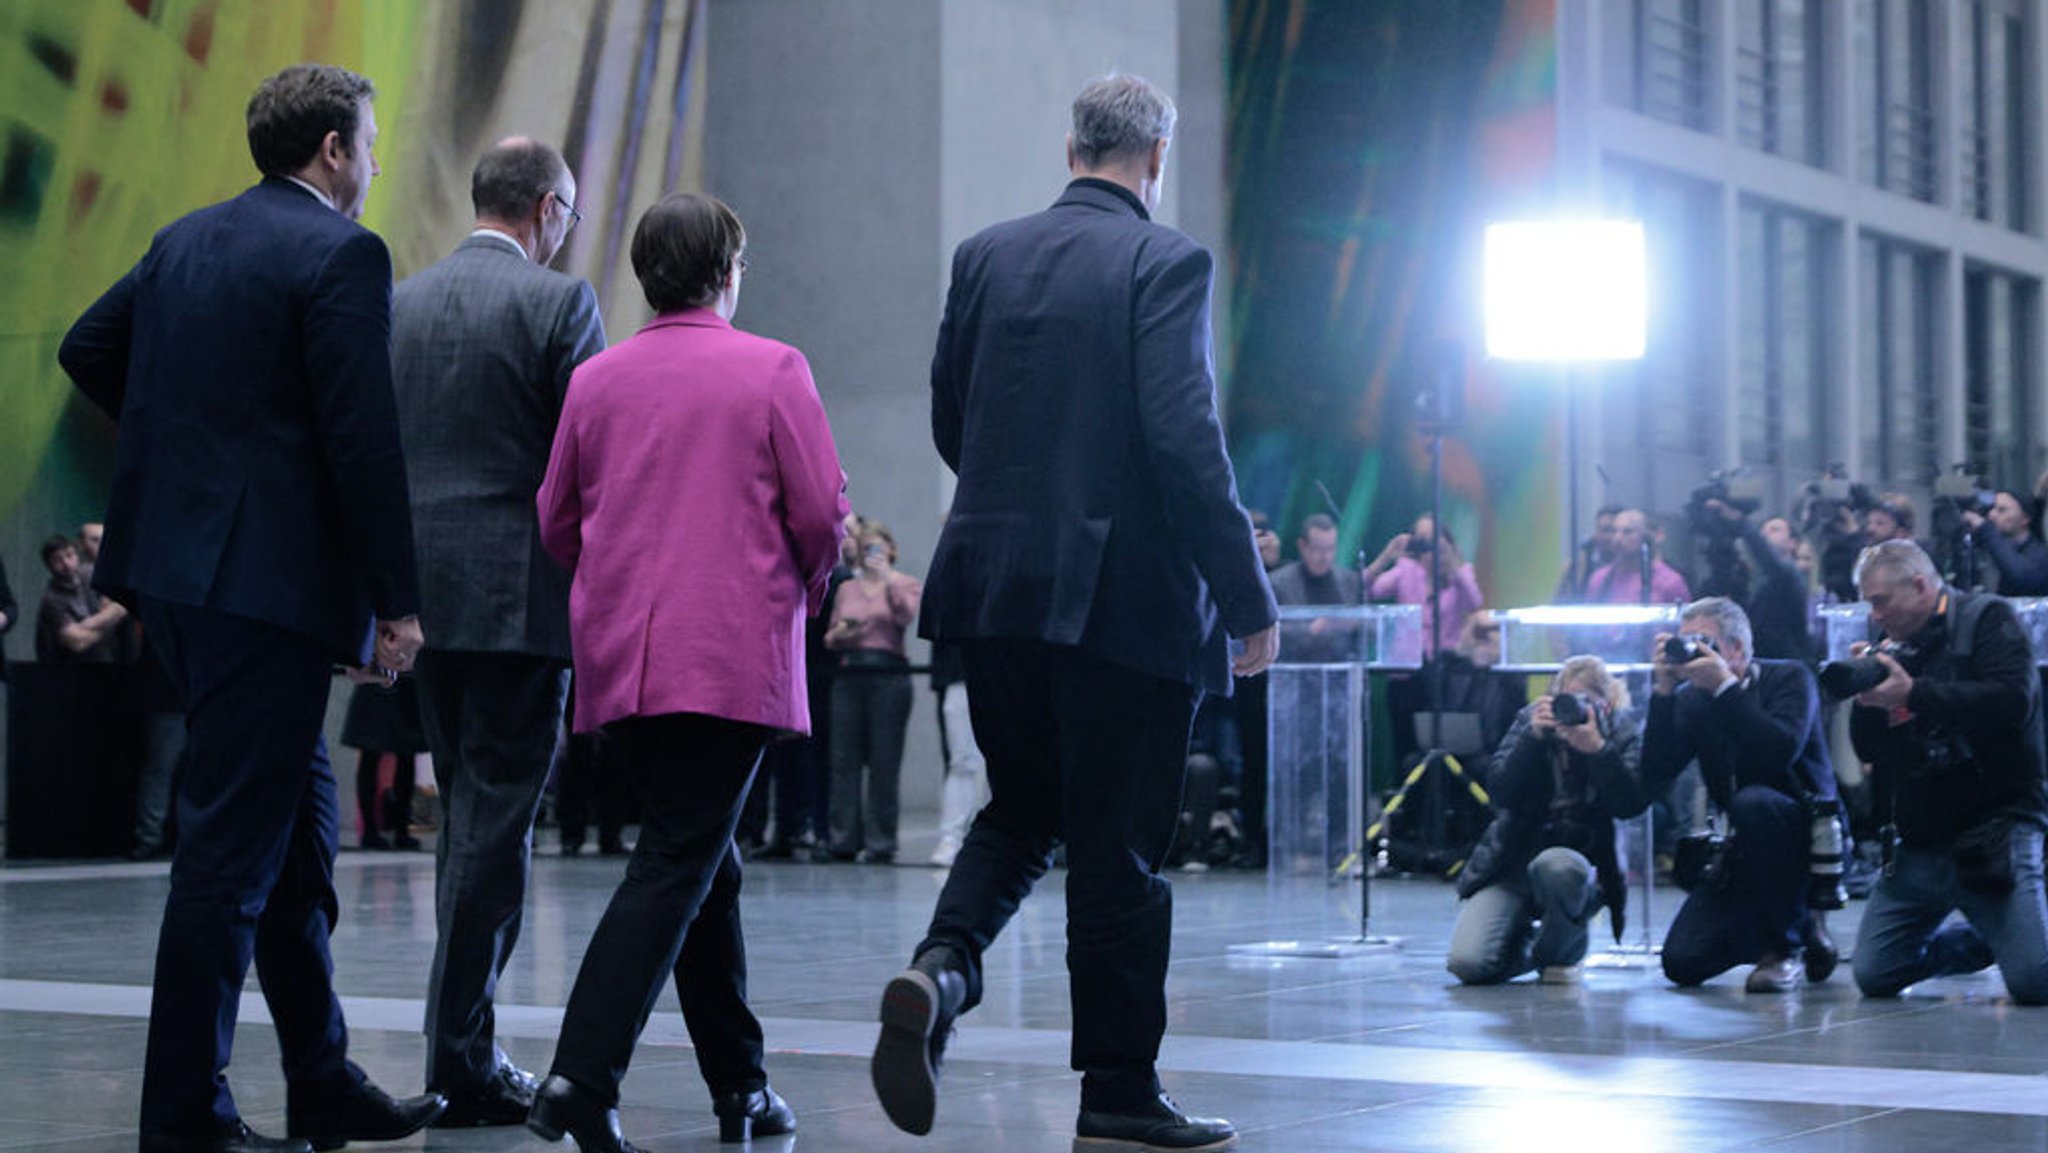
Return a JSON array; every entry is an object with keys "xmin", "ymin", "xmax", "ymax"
[{"xmin": 1952, "ymin": 816, "xmax": 2019, "ymax": 896}]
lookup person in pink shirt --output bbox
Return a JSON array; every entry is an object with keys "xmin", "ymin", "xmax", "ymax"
[
  {"xmin": 824, "ymin": 521, "xmax": 924, "ymax": 862},
  {"xmin": 1364, "ymin": 513, "xmax": 1485, "ymax": 658},
  {"xmin": 1583, "ymin": 507, "xmax": 1692, "ymax": 605},
  {"xmin": 528, "ymin": 192, "xmax": 847, "ymax": 1151}
]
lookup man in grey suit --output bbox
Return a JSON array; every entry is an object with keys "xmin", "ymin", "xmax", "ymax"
[{"xmin": 394, "ymin": 138, "xmax": 606, "ymax": 1127}]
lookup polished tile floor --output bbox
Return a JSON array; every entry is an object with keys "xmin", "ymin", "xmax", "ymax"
[{"xmin": 1, "ymin": 830, "xmax": 2044, "ymax": 1153}]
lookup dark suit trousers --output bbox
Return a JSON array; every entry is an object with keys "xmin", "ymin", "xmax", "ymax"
[
  {"xmin": 1661, "ymin": 785, "xmax": 1812, "ymax": 986},
  {"xmin": 137, "ymin": 599, "xmax": 354, "ymax": 1134},
  {"xmin": 550, "ymin": 713, "xmax": 770, "ymax": 1104},
  {"xmin": 918, "ymin": 639, "xmax": 1199, "ymax": 1111},
  {"xmin": 414, "ymin": 649, "xmax": 570, "ymax": 1092}
]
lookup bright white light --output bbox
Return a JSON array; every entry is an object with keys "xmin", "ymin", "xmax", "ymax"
[
  {"xmin": 1500, "ymin": 605, "xmax": 1676, "ymax": 626},
  {"xmin": 1483, "ymin": 221, "xmax": 1648, "ymax": 362}
]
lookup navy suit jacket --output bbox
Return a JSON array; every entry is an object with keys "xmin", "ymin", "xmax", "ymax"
[
  {"xmin": 1643, "ymin": 658, "xmax": 1838, "ymax": 808},
  {"xmin": 920, "ymin": 179, "xmax": 1276, "ymax": 694},
  {"xmin": 58, "ymin": 177, "xmax": 419, "ymax": 663}
]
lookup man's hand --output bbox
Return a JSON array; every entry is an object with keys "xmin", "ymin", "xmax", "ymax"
[
  {"xmin": 1963, "ymin": 510, "xmax": 1987, "ymax": 533},
  {"xmin": 375, "ymin": 616, "xmax": 423, "ymax": 674},
  {"xmin": 1529, "ymin": 696, "xmax": 1558, "ymax": 737},
  {"xmin": 1650, "ymin": 633, "xmax": 1681, "ymax": 696},
  {"xmin": 1855, "ymin": 651, "xmax": 1914, "ymax": 712},
  {"xmin": 1679, "ymin": 647, "xmax": 1735, "ymax": 694},
  {"xmin": 1234, "ymin": 622, "xmax": 1280, "ymax": 677}
]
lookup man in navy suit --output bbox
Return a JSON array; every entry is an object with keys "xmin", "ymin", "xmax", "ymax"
[
  {"xmin": 871, "ymin": 75, "xmax": 1278, "ymax": 1153},
  {"xmin": 59, "ymin": 65, "xmax": 445, "ymax": 1153}
]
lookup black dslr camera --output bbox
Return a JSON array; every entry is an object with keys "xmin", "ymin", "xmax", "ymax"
[
  {"xmin": 1405, "ymin": 535, "xmax": 1435, "ymax": 558},
  {"xmin": 1661, "ymin": 633, "xmax": 1716, "ymax": 664},
  {"xmin": 1817, "ymin": 639, "xmax": 1919, "ymax": 699},
  {"xmin": 1550, "ymin": 691, "xmax": 1592, "ymax": 728}
]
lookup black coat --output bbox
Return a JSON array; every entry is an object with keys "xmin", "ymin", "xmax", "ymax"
[
  {"xmin": 58, "ymin": 177, "xmax": 419, "ymax": 663},
  {"xmin": 1459, "ymin": 702, "xmax": 1648, "ymax": 940},
  {"xmin": 1850, "ymin": 590, "xmax": 2048, "ymax": 847},
  {"xmin": 0, "ymin": 554, "xmax": 14, "ymax": 681},
  {"xmin": 1643, "ymin": 659, "xmax": 1837, "ymax": 809},
  {"xmin": 920, "ymin": 179, "xmax": 1276, "ymax": 693}
]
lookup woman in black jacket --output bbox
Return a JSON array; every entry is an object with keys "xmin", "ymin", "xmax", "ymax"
[{"xmin": 1447, "ymin": 655, "xmax": 1646, "ymax": 985}]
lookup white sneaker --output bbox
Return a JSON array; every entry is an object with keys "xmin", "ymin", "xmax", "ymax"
[{"xmin": 1539, "ymin": 964, "xmax": 1584, "ymax": 985}]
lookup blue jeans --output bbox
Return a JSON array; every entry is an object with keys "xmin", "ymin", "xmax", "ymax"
[
  {"xmin": 1446, "ymin": 847, "xmax": 1600, "ymax": 984},
  {"xmin": 1852, "ymin": 825, "xmax": 2048, "ymax": 1005}
]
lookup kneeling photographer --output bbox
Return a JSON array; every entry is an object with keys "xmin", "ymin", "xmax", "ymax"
[
  {"xmin": 1448, "ymin": 656, "xmax": 1645, "ymax": 985},
  {"xmin": 1839, "ymin": 541, "xmax": 2048, "ymax": 1003},
  {"xmin": 1644, "ymin": 597, "xmax": 1841, "ymax": 992}
]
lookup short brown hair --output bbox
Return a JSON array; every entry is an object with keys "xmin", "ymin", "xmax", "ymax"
[
  {"xmin": 246, "ymin": 64, "xmax": 375, "ymax": 176},
  {"xmin": 631, "ymin": 193, "xmax": 745, "ymax": 313}
]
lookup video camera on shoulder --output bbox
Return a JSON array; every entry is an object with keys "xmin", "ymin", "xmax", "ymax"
[
  {"xmin": 1935, "ymin": 464, "xmax": 1995, "ymax": 517},
  {"xmin": 1685, "ymin": 469, "xmax": 1765, "ymax": 535},
  {"xmin": 1816, "ymin": 638, "xmax": 1921, "ymax": 698},
  {"xmin": 1798, "ymin": 463, "xmax": 1877, "ymax": 537}
]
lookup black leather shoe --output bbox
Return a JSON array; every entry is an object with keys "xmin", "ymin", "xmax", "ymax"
[
  {"xmin": 1075, "ymin": 1095, "xmax": 1238, "ymax": 1151},
  {"xmin": 431, "ymin": 1062, "xmax": 539, "ymax": 1128},
  {"xmin": 871, "ymin": 949, "xmax": 967, "ymax": 1135},
  {"xmin": 286, "ymin": 1071, "xmax": 447, "ymax": 1151},
  {"xmin": 527, "ymin": 1074, "xmax": 643, "ymax": 1153},
  {"xmin": 1803, "ymin": 918, "xmax": 1840, "ymax": 984},
  {"xmin": 140, "ymin": 1121, "xmax": 313, "ymax": 1153},
  {"xmin": 712, "ymin": 1085, "xmax": 795, "ymax": 1143}
]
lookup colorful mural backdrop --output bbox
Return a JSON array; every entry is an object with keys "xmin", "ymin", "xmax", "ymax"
[
  {"xmin": 1225, "ymin": 0, "xmax": 1562, "ymax": 609},
  {"xmin": 0, "ymin": 0, "xmax": 704, "ymax": 643}
]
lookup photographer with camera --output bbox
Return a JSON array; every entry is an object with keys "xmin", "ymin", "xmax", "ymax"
[
  {"xmin": 1961, "ymin": 490, "xmax": 2048, "ymax": 596},
  {"xmin": 1839, "ymin": 541, "xmax": 2048, "ymax": 1004},
  {"xmin": 1584, "ymin": 508, "xmax": 1690, "ymax": 605},
  {"xmin": 1644, "ymin": 597, "xmax": 1841, "ymax": 992},
  {"xmin": 1691, "ymin": 494, "xmax": 1814, "ymax": 662},
  {"xmin": 1447, "ymin": 656, "xmax": 1645, "ymax": 986}
]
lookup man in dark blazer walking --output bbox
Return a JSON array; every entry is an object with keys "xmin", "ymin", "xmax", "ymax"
[
  {"xmin": 870, "ymin": 75, "xmax": 1278, "ymax": 1153},
  {"xmin": 394, "ymin": 138, "xmax": 606, "ymax": 1125},
  {"xmin": 58, "ymin": 65, "xmax": 443, "ymax": 1153}
]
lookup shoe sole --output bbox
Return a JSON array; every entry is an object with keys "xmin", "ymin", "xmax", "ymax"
[
  {"xmin": 872, "ymin": 970, "xmax": 941, "ymax": 1135},
  {"xmin": 1073, "ymin": 1133, "xmax": 1240, "ymax": 1153}
]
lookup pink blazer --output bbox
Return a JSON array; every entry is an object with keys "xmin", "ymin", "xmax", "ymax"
[{"xmin": 538, "ymin": 309, "xmax": 848, "ymax": 734}]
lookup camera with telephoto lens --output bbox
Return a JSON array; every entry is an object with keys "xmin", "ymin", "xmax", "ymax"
[
  {"xmin": 1816, "ymin": 638, "xmax": 1919, "ymax": 699},
  {"xmin": 1662, "ymin": 633, "xmax": 1716, "ymax": 664}
]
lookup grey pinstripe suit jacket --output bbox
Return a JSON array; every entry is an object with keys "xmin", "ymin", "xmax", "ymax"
[{"xmin": 393, "ymin": 233, "xmax": 606, "ymax": 658}]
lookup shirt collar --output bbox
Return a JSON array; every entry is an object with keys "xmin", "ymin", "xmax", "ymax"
[
  {"xmin": 1065, "ymin": 177, "xmax": 1150, "ymax": 221},
  {"xmin": 468, "ymin": 228, "xmax": 530, "ymax": 259},
  {"xmin": 282, "ymin": 175, "xmax": 335, "ymax": 212}
]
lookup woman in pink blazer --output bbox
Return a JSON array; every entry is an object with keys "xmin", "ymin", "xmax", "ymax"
[{"xmin": 528, "ymin": 193, "xmax": 848, "ymax": 1152}]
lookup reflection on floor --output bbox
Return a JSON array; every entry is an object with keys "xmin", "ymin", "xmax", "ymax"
[{"xmin": 1, "ymin": 835, "xmax": 2042, "ymax": 1153}]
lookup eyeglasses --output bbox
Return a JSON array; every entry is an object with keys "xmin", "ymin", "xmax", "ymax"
[{"xmin": 554, "ymin": 192, "xmax": 583, "ymax": 230}]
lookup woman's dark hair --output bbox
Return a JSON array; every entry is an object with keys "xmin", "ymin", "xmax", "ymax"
[
  {"xmin": 246, "ymin": 64, "xmax": 375, "ymax": 176},
  {"xmin": 631, "ymin": 193, "xmax": 745, "ymax": 313}
]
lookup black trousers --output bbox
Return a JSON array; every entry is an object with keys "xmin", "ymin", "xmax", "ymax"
[
  {"xmin": 1662, "ymin": 785, "xmax": 1812, "ymax": 986},
  {"xmin": 137, "ymin": 599, "xmax": 356, "ymax": 1135},
  {"xmin": 918, "ymin": 640, "xmax": 1198, "ymax": 1110},
  {"xmin": 414, "ymin": 649, "xmax": 570, "ymax": 1092},
  {"xmin": 550, "ymin": 712, "xmax": 770, "ymax": 1104},
  {"xmin": 827, "ymin": 655, "xmax": 913, "ymax": 856}
]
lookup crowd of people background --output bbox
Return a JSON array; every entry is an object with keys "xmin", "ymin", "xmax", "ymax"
[{"xmin": 15, "ymin": 55, "xmax": 2048, "ymax": 1153}]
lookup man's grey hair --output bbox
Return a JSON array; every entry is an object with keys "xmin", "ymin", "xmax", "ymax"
[
  {"xmin": 1854, "ymin": 539, "xmax": 1940, "ymax": 591},
  {"xmin": 472, "ymin": 138, "xmax": 569, "ymax": 221},
  {"xmin": 1680, "ymin": 596, "xmax": 1753, "ymax": 659},
  {"xmin": 1070, "ymin": 74, "xmax": 1176, "ymax": 167}
]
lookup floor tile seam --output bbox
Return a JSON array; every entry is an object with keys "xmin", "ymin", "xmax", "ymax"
[
  {"xmin": 9, "ymin": 977, "xmax": 2048, "ymax": 1119},
  {"xmin": 1732, "ymin": 1107, "xmax": 1908, "ymax": 1150}
]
